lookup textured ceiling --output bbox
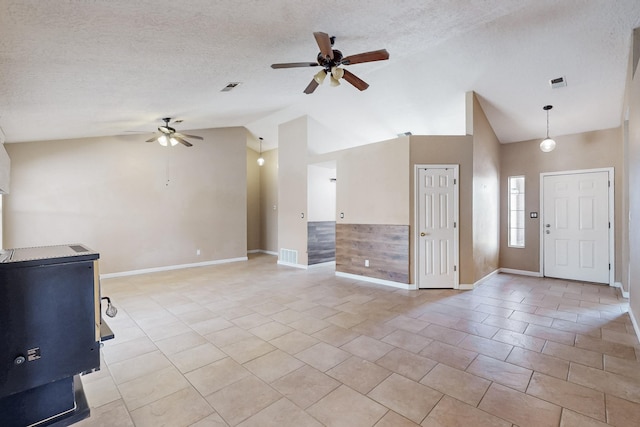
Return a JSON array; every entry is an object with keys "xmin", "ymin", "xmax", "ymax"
[{"xmin": 1, "ymin": 1, "xmax": 639, "ymax": 153}]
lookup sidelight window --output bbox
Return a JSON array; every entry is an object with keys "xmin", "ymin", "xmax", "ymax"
[{"xmin": 508, "ymin": 176, "xmax": 525, "ymax": 247}]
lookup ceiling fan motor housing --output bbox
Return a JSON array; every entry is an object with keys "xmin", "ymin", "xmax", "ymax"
[{"xmin": 317, "ymin": 50, "xmax": 343, "ymax": 69}]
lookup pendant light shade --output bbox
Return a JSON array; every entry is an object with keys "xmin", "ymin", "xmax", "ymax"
[
  {"xmin": 257, "ymin": 137, "xmax": 265, "ymax": 166},
  {"xmin": 540, "ymin": 105, "xmax": 556, "ymax": 152}
]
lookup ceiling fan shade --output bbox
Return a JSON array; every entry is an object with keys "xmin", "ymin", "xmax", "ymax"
[{"xmin": 271, "ymin": 32, "xmax": 388, "ymax": 94}]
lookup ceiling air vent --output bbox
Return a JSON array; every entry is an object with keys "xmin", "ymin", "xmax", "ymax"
[
  {"xmin": 221, "ymin": 82, "xmax": 241, "ymax": 92},
  {"xmin": 549, "ymin": 76, "xmax": 567, "ymax": 89}
]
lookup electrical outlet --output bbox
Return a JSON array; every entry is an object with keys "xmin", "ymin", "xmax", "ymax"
[
  {"xmin": 365, "ymin": 259, "xmax": 369, "ymax": 267},
  {"xmin": 196, "ymin": 249, "xmax": 201, "ymax": 256}
]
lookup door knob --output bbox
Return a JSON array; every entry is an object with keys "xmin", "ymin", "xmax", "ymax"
[
  {"xmin": 545, "ymin": 224, "xmax": 551, "ymax": 228},
  {"xmin": 420, "ymin": 232, "xmax": 426, "ymax": 237},
  {"xmin": 546, "ymin": 230, "xmax": 550, "ymax": 234}
]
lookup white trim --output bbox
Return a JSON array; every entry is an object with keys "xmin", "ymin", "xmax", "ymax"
[
  {"xmin": 336, "ymin": 271, "xmax": 417, "ymax": 290},
  {"xmin": 100, "ymin": 256, "xmax": 248, "ymax": 279},
  {"xmin": 277, "ymin": 261, "xmax": 307, "ymax": 269},
  {"xmin": 499, "ymin": 268, "xmax": 543, "ymax": 277},
  {"xmin": 308, "ymin": 261, "xmax": 336, "ymax": 269},
  {"xmin": 612, "ymin": 282, "xmax": 629, "ymax": 298},
  {"xmin": 458, "ymin": 284, "xmax": 474, "ymax": 290},
  {"xmin": 474, "ymin": 268, "xmax": 500, "ymax": 288},
  {"xmin": 248, "ymin": 249, "xmax": 278, "ymax": 256},
  {"xmin": 629, "ymin": 306, "xmax": 640, "ymax": 342},
  {"xmin": 414, "ymin": 164, "xmax": 460, "ymax": 289},
  {"xmin": 539, "ymin": 167, "xmax": 615, "ymax": 286}
]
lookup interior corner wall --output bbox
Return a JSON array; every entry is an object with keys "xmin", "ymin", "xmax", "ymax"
[
  {"xmin": 247, "ymin": 147, "xmax": 261, "ymax": 252},
  {"xmin": 259, "ymin": 149, "xmax": 278, "ymax": 254},
  {"xmin": 409, "ymin": 136, "xmax": 474, "ymax": 285},
  {"xmin": 471, "ymin": 94, "xmax": 501, "ymax": 283},
  {"xmin": 626, "ymin": 29, "xmax": 640, "ymax": 329},
  {"xmin": 278, "ymin": 117, "xmax": 308, "ymax": 266},
  {"xmin": 499, "ymin": 127, "xmax": 623, "ymax": 277},
  {"xmin": 4, "ymin": 127, "xmax": 248, "ymax": 274}
]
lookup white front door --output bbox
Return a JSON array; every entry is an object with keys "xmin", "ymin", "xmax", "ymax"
[
  {"xmin": 417, "ymin": 166, "xmax": 458, "ymax": 288},
  {"xmin": 542, "ymin": 170, "xmax": 611, "ymax": 283}
]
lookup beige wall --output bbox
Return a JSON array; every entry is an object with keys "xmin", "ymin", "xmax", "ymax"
[
  {"xmin": 499, "ymin": 127, "xmax": 623, "ymax": 278},
  {"xmin": 278, "ymin": 117, "xmax": 308, "ymax": 265},
  {"xmin": 626, "ymin": 28, "xmax": 640, "ymax": 326},
  {"xmin": 336, "ymin": 137, "xmax": 410, "ymax": 225},
  {"xmin": 246, "ymin": 147, "xmax": 261, "ymax": 251},
  {"xmin": 410, "ymin": 136, "xmax": 474, "ymax": 285},
  {"xmin": 259, "ymin": 149, "xmax": 278, "ymax": 253},
  {"xmin": 307, "ymin": 164, "xmax": 336, "ymax": 222},
  {"xmin": 472, "ymin": 93, "xmax": 501, "ymax": 282},
  {"xmin": 4, "ymin": 127, "xmax": 248, "ymax": 274}
]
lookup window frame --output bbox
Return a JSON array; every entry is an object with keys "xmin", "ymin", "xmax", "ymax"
[{"xmin": 508, "ymin": 175, "xmax": 525, "ymax": 248}]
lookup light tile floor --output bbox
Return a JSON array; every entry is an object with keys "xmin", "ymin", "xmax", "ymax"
[{"xmin": 77, "ymin": 254, "xmax": 640, "ymax": 427}]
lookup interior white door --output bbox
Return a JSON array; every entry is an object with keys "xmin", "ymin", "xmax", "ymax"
[
  {"xmin": 417, "ymin": 167, "xmax": 457, "ymax": 288},
  {"xmin": 542, "ymin": 171, "xmax": 610, "ymax": 283}
]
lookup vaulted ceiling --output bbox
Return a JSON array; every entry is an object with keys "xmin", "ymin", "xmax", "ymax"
[{"xmin": 1, "ymin": 1, "xmax": 639, "ymax": 153}]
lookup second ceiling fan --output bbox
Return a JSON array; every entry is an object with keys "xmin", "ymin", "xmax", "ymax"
[{"xmin": 271, "ymin": 32, "xmax": 389, "ymax": 94}]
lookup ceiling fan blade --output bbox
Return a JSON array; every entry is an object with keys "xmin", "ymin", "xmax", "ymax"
[
  {"xmin": 271, "ymin": 62, "xmax": 319, "ymax": 69},
  {"xmin": 173, "ymin": 136, "xmax": 193, "ymax": 147},
  {"xmin": 342, "ymin": 69, "xmax": 369, "ymax": 91},
  {"xmin": 146, "ymin": 134, "xmax": 159, "ymax": 142},
  {"xmin": 313, "ymin": 32, "xmax": 334, "ymax": 60},
  {"xmin": 341, "ymin": 49, "xmax": 390, "ymax": 65},
  {"xmin": 174, "ymin": 132, "xmax": 203, "ymax": 140},
  {"xmin": 304, "ymin": 78, "xmax": 320, "ymax": 94}
]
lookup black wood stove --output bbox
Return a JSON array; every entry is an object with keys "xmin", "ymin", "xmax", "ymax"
[{"xmin": 0, "ymin": 244, "xmax": 113, "ymax": 426}]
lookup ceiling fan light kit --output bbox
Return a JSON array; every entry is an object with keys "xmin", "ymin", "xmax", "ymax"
[
  {"xmin": 539, "ymin": 105, "xmax": 556, "ymax": 153},
  {"xmin": 271, "ymin": 32, "xmax": 389, "ymax": 94},
  {"xmin": 146, "ymin": 117, "xmax": 203, "ymax": 147}
]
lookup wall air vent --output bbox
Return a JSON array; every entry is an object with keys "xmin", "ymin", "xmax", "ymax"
[
  {"xmin": 221, "ymin": 82, "xmax": 242, "ymax": 92},
  {"xmin": 549, "ymin": 76, "xmax": 567, "ymax": 89},
  {"xmin": 279, "ymin": 248, "xmax": 298, "ymax": 264}
]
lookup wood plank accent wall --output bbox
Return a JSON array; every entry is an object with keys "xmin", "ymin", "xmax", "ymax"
[
  {"xmin": 336, "ymin": 224, "xmax": 409, "ymax": 283},
  {"xmin": 308, "ymin": 221, "xmax": 336, "ymax": 265}
]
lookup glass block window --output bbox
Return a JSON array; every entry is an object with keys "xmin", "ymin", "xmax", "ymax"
[{"xmin": 508, "ymin": 176, "xmax": 525, "ymax": 248}]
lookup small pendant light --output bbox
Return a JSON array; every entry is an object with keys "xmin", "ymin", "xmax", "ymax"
[
  {"xmin": 540, "ymin": 105, "xmax": 556, "ymax": 152},
  {"xmin": 257, "ymin": 137, "xmax": 265, "ymax": 166}
]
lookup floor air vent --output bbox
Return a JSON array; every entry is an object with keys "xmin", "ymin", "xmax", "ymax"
[{"xmin": 279, "ymin": 248, "xmax": 298, "ymax": 264}]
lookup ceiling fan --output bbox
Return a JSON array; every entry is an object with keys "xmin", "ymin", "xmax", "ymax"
[
  {"xmin": 271, "ymin": 32, "xmax": 389, "ymax": 94},
  {"xmin": 146, "ymin": 118, "xmax": 203, "ymax": 147}
]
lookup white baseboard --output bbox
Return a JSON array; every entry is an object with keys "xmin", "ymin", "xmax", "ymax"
[
  {"xmin": 611, "ymin": 282, "xmax": 630, "ymax": 298},
  {"xmin": 277, "ymin": 261, "xmax": 307, "ymax": 269},
  {"xmin": 629, "ymin": 306, "xmax": 640, "ymax": 342},
  {"xmin": 308, "ymin": 261, "xmax": 336, "ymax": 269},
  {"xmin": 335, "ymin": 271, "xmax": 417, "ymax": 290},
  {"xmin": 458, "ymin": 284, "xmax": 475, "ymax": 290},
  {"xmin": 100, "ymin": 256, "xmax": 248, "ymax": 279},
  {"xmin": 248, "ymin": 249, "xmax": 278, "ymax": 256},
  {"xmin": 499, "ymin": 268, "xmax": 543, "ymax": 277}
]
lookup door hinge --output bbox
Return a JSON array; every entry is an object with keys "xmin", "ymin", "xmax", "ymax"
[
  {"xmin": 608, "ymin": 180, "xmax": 611, "ymax": 187},
  {"xmin": 609, "ymin": 222, "xmax": 611, "ymax": 229},
  {"xmin": 454, "ymin": 222, "xmax": 457, "ymax": 228},
  {"xmin": 609, "ymin": 263, "xmax": 611, "ymax": 270},
  {"xmin": 454, "ymin": 179, "xmax": 457, "ymax": 185},
  {"xmin": 454, "ymin": 265, "xmax": 457, "ymax": 272}
]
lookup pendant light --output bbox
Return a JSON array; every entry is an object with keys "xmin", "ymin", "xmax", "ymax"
[
  {"xmin": 257, "ymin": 137, "xmax": 265, "ymax": 166},
  {"xmin": 540, "ymin": 105, "xmax": 556, "ymax": 152}
]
